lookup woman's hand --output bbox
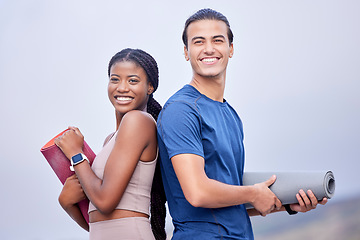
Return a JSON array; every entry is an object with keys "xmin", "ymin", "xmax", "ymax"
[
  {"xmin": 58, "ymin": 174, "xmax": 89, "ymax": 231},
  {"xmin": 54, "ymin": 127, "xmax": 84, "ymax": 160},
  {"xmin": 59, "ymin": 174, "xmax": 87, "ymax": 209},
  {"xmin": 289, "ymin": 189, "xmax": 328, "ymax": 213}
]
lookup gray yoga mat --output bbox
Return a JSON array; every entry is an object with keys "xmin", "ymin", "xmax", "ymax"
[{"xmin": 242, "ymin": 171, "xmax": 335, "ymax": 208}]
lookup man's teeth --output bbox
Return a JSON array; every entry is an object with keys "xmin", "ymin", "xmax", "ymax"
[
  {"xmin": 116, "ymin": 97, "xmax": 132, "ymax": 101},
  {"xmin": 202, "ymin": 58, "xmax": 217, "ymax": 63}
]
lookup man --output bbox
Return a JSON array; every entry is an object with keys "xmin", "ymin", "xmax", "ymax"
[{"xmin": 157, "ymin": 8, "xmax": 326, "ymax": 239}]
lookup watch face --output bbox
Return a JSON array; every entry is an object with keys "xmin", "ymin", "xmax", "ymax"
[{"xmin": 72, "ymin": 153, "xmax": 83, "ymax": 164}]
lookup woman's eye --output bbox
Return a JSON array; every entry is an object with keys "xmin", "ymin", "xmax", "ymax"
[
  {"xmin": 129, "ymin": 79, "xmax": 139, "ymax": 83},
  {"xmin": 110, "ymin": 78, "xmax": 119, "ymax": 82}
]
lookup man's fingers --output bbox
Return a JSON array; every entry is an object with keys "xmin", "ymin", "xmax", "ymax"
[
  {"xmin": 265, "ymin": 175, "xmax": 276, "ymax": 187},
  {"xmin": 306, "ymin": 190, "xmax": 318, "ymax": 208},
  {"xmin": 275, "ymin": 198, "xmax": 282, "ymax": 210}
]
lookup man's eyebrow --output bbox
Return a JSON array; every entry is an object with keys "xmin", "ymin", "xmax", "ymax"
[
  {"xmin": 191, "ymin": 36, "xmax": 205, "ymax": 42},
  {"xmin": 213, "ymin": 35, "xmax": 226, "ymax": 39},
  {"xmin": 191, "ymin": 35, "xmax": 226, "ymax": 42}
]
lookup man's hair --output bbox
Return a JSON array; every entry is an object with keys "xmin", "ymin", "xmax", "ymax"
[{"xmin": 182, "ymin": 8, "xmax": 234, "ymax": 49}]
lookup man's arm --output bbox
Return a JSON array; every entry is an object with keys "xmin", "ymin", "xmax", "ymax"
[{"xmin": 171, "ymin": 153, "xmax": 282, "ymax": 216}]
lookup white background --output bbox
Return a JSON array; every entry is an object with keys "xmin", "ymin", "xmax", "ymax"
[{"xmin": 0, "ymin": 0, "xmax": 359, "ymax": 239}]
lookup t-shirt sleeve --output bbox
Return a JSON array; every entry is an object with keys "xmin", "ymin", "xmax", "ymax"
[{"xmin": 158, "ymin": 101, "xmax": 204, "ymax": 159}]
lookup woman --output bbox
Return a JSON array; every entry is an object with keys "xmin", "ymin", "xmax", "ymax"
[{"xmin": 55, "ymin": 48, "xmax": 166, "ymax": 240}]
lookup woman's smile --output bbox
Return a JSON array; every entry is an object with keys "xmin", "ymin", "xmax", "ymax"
[{"xmin": 114, "ymin": 96, "xmax": 134, "ymax": 104}]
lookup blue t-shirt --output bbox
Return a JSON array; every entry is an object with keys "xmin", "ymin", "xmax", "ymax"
[{"xmin": 157, "ymin": 85, "xmax": 254, "ymax": 240}]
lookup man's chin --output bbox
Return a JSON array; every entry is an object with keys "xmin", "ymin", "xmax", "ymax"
[{"xmin": 199, "ymin": 72, "xmax": 222, "ymax": 79}]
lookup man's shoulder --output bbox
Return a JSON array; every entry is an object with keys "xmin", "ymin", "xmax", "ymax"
[
  {"xmin": 166, "ymin": 85, "xmax": 199, "ymax": 103},
  {"xmin": 158, "ymin": 85, "xmax": 203, "ymax": 127},
  {"xmin": 162, "ymin": 85, "xmax": 201, "ymax": 111}
]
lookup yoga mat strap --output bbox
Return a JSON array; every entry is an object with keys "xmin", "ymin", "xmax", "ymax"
[{"xmin": 284, "ymin": 204, "xmax": 298, "ymax": 215}]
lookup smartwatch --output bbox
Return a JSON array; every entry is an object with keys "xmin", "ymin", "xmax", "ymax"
[{"xmin": 70, "ymin": 153, "xmax": 89, "ymax": 171}]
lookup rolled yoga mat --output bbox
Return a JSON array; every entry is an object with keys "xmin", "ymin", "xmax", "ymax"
[
  {"xmin": 242, "ymin": 171, "xmax": 335, "ymax": 208},
  {"xmin": 41, "ymin": 129, "xmax": 96, "ymax": 223}
]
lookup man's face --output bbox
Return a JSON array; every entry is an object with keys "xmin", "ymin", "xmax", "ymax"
[{"xmin": 184, "ymin": 19, "xmax": 234, "ymax": 80}]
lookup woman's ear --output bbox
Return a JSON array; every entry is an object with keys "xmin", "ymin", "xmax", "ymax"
[{"xmin": 148, "ymin": 85, "xmax": 154, "ymax": 95}]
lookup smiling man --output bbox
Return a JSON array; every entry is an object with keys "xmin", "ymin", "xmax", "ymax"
[{"xmin": 157, "ymin": 8, "xmax": 326, "ymax": 240}]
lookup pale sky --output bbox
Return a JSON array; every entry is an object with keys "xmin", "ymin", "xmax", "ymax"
[{"xmin": 0, "ymin": 0, "xmax": 359, "ymax": 239}]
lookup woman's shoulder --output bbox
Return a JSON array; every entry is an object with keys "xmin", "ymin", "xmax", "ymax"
[
  {"xmin": 119, "ymin": 110, "xmax": 156, "ymax": 135},
  {"xmin": 116, "ymin": 110, "xmax": 156, "ymax": 145},
  {"xmin": 122, "ymin": 110, "xmax": 156, "ymax": 124}
]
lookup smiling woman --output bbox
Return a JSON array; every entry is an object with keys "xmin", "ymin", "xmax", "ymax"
[
  {"xmin": 108, "ymin": 60, "xmax": 153, "ymax": 121},
  {"xmin": 54, "ymin": 48, "xmax": 167, "ymax": 240}
]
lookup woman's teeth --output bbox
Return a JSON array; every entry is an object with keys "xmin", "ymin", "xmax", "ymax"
[{"xmin": 116, "ymin": 97, "xmax": 132, "ymax": 101}]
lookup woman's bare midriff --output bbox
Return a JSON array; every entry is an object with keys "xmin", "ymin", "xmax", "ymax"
[{"xmin": 89, "ymin": 209, "xmax": 149, "ymax": 223}]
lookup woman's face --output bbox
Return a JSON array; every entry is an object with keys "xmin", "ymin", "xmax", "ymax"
[{"xmin": 108, "ymin": 60, "xmax": 152, "ymax": 117}]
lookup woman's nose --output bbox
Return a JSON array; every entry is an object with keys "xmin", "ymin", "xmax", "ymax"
[{"xmin": 116, "ymin": 81, "xmax": 129, "ymax": 92}]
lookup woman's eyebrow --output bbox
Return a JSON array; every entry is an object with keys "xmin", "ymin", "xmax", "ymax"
[
  {"xmin": 127, "ymin": 74, "xmax": 140, "ymax": 78},
  {"xmin": 110, "ymin": 74, "xmax": 140, "ymax": 78}
]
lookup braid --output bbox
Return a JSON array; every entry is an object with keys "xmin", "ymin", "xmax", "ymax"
[
  {"xmin": 147, "ymin": 97, "xmax": 161, "ymax": 121},
  {"xmin": 109, "ymin": 49, "xmax": 166, "ymax": 240},
  {"xmin": 147, "ymin": 98, "xmax": 167, "ymax": 240}
]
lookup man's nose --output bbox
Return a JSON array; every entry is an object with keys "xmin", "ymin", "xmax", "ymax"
[{"xmin": 204, "ymin": 42, "xmax": 215, "ymax": 54}]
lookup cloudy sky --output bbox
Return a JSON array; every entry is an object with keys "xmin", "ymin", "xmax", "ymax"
[{"xmin": 0, "ymin": 0, "xmax": 359, "ymax": 239}]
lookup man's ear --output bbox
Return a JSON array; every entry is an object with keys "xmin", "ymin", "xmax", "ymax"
[
  {"xmin": 184, "ymin": 46, "xmax": 189, "ymax": 61},
  {"xmin": 229, "ymin": 43, "xmax": 234, "ymax": 58}
]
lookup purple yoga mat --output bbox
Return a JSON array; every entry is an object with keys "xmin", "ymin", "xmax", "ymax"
[{"xmin": 41, "ymin": 129, "xmax": 96, "ymax": 223}]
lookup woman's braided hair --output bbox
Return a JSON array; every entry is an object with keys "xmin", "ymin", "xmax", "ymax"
[{"xmin": 108, "ymin": 48, "xmax": 167, "ymax": 240}]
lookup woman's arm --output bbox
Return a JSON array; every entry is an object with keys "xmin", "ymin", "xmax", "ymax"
[
  {"xmin": 58, "ymin": 175, "xmax": 89, "ymax": 231},
  {"xmin": 56, "ymin": 111, "xmax": 157, "ymax": 215}
]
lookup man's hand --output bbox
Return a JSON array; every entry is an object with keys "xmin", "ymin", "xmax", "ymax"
[
  {"xmin": 251, "ymin": 175, "xmax": 282, "ymax": 216},
  {"xmin": 290, "ymin": 189, "xmax": 328, "ymax": 213}
]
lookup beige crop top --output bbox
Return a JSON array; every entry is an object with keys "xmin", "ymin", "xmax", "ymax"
[{"xmin": 88, "ymin": 130, "xmax": 157, "ymax": 215}]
